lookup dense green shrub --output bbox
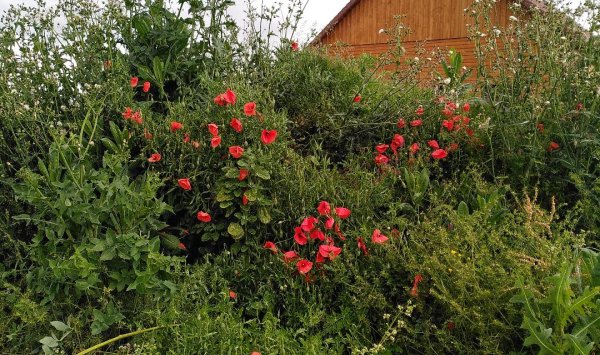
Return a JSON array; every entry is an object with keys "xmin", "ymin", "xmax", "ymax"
[{"xmin": 0, "ymin": 0, "xmax": 599, "ymax": 353}]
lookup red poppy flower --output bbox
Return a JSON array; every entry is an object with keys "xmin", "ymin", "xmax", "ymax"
[
  {"xmin": 251, "ymin": 352, "xmax": 262, "ymax": 355},
  {"xmin": 576, "ymin": 102, "xmax": 584, "ymax": 111},
  {"xmin": 536, "ymin": 123, "xmax": 544, "ymax": 133},
  {"xmin": 415, "ymin": 106, "xmax": 424, "ymax": 116},
  {"xmin": 183, "ymin": 133, "xmax": 190, "ymax": 143},
  {"xmin": 214, "ymin": 93, "xmax": 226, "ymax": 106},
  {"xmin": 375, "ymin": 144, "xmax": 389, "ymax": 153},
  {"xmin": 335, "ymin": 207, "xmax": 351, "ymax": 219},
  {"xmin": 442, "ymin": 120, "xmax": 454, "ymax": 131},
  {"xmin": 548, "ymin": 141, "xmax": 560, "ymax": 152},
  {"xmin": 390, "ymin": 134, "xmax": 405, "ymax": 153},
  {"xmin": 178, "ymin": 178, "xmax": 192, "ymax": 191},
  {"xmin": 283, "ymin": 250, "xmax": 299, "ymax": 263},
  {"xmin": 463, "ymin": 102, "xmax": 471, "ymax": 112},
  {"xmin": 442, "ymin": 102, "xmax": 457, "ymax": 117},
  {"xmin": 131, "ymin": 110, "xmax": 143, "ymax": 124},
  {"xmin": 229, "ymin": 290, "xmax": 236, "ymax": 299},
  {"xmin": 318, "ymin": 244, "xmax": 342, "ymax": 261},
  {"xmin": 261, "ymin": 129, "xmax": 278, "ymax": 145},
  {"xmin": 122, "ymin": 107, "xmax": 133, "ymax": 120},
  {"xmin": 224, "ymin": 89, "xmax": 236, "ymax": 105},
  {"xmin": 462, "ymin": 116, "xmax": 470, "ymax": 125},
  {"xmin": 130, "ymin": 76, "xmax": 138, "ymax": 88},
  {"xmin": 325, "ymin": 217, "xmax": 335, "ymax": 230},
  {"xmin": 263, "ymin": 241, "xmax": 277, "ymax": 253},
  {"xmin": 148, "ymin": 153, "xmax": 161, "ymax": 163},
  {"xmin": 357, "ymin": 237, "xmax": 368, "ymax": 256},
  {"xmin": 210, "ymin": 136, "xmax": 222, "ymax": 148},
  {"xmin": 334, "ymin": 223, "xmax": 345, "ymax": 240},
  {"xmin": 178, "ymin": 242, "xmax": 187, "ymax": 251},
  {"xmin": 317, "ymin": 201, "xmax": 331, "ymax": 216},
  {"xmin": 242, "ymin": 194, "xmax": 249, "ymax": 205},
  {"xmin": 244, "ymin": 102, "xmax": 257, "ymax": 116},
  {"xmin": 229, "ymin": 146, "xmax": 244, "ymax": 158},
  {"xmin": 238, "ymin": 168, "xmax": 249, "ymax": 181},
  {"xmin": 372, "ymin": 229, "xmax": 389, "ymax": 244},
  {"xmin": 431, "ymin": 149, "xmax": 448, "ymax": 160},
  {"xmin": 291, "ymin": 41, "xmax": 299, "ymax": 51},
  {"xmin": 427, "ymin": 140, "xmax": 440, "ymax": 149},
  {"xmin": 197, "ymin": 211, "xmax": 211, "ymax": 223},
  {"xmin": 143, "ymin": 81, "xmax": 150, "ymax": 93},
  {"xmin": 353, "ymin": 95, "xmax": 361, "ymax": 103},
  {"xmin": 410, "ymin": 273, "xmax": 423, "ymax": 297},
  {"xmin": 230, "ymin": 118, "xmax": 243, "ymax": 133},
  {"xmin": 409, "ymin": 143, "xmax": 420, "ymax": 154},
  {"xmin": 316, "ymin": 250, "xmax": 326, "ymax": 263},
  {"xmin": 170, "ymin": 121, "xmax": 183, "ymax": 132},
  {"xmin": 375, "ymin": 154, "xmax": 389, "ymax": 165},
  {"xmin": 296, "ymin": 259, "xmax": 313, "ymax": 274},
  {"xmin": 294, "ymin": 227, "xmax": 308, "ymax": 245},
  {"xmin": 465, "ymin": 128, "xmax": 474, "ymax": 137},
  {"xmin": 208, "ymin": 123, "xmax": 219, "ymax": 137},
  {"xmin": 410, "ymin": 119, "xmax": 423, "ymax": 127},
  {"xmin": 144, "ymin": 129, "xmax": 153, "ymax": 140},
  {"xmin": 397, "ymin": 118, "xmax": 406, "ymax": 129},
  {"xmin": 310, "ymin": 229, "xmax": 325, "ymax": 241},
  {"xmin": 300, "ymin": 216, "xmax": 318, "ymax": 232}
]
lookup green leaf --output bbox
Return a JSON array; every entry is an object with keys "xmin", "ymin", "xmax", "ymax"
[
  {"xmin": 50, "ymin": 321, "xmax": 70, "ymax": 332},
  {"xmin": 258, "ymin": 207, "xmax": 271, "ymax": 224},
  {"xmin": 227, "ymin": 222, "xmax": 244, "ymax": 239},
  {"xmin": 565, "ymin": 287, "xmax": 600, "ymax": 321},
  {"xmin": 39, "ymin": 336, "xmax": 59, "ymax": 348},
  {"xmin": 521, "ymin": 317, "xmax": 559, "ymax": 354},
  {"xmin": 566, "ymin": 334, "xmax": 594, "ymax": 355},
  {"xmin": 160, "ymin": 234, "xmax": 181, "ymax": 251},
  {"xmin": 254, "ymin": 167, "xmax": 270, "ymax": 180},
  {"xmin": 91, "ymin": 302, "xmax": 125, "ymax": 335},
  {"xmin": 457, "ymin": 201, "xmax": 469, "ymax": 216}
]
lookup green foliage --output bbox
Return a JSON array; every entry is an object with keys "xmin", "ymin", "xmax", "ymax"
[
  {"xmin": 12, "ymin": 132, "xmax": 180, "ymax": 302},
  {"xmin": 512, "ymin": 249, "xmax": 600, "ymax": 354}
]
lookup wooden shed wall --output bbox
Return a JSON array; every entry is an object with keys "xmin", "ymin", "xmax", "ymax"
[{"xmin": 319, "ymin": 0, "xmax": 514, "ymax": 45}]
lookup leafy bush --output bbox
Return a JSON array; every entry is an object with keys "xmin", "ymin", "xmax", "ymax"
[{"xmin": 12, "ymin": 129, "xmax": 180, "ymax": 302}]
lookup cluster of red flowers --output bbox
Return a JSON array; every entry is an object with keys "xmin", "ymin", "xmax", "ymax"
[
  {"xmin": 263, "ymin": 201, "xmax": 351, "ymax": 278},
  {"xmin": 121, "ymin": 79, "xmax": 283, "ymax": 250},
  {"xmin": 374, "ymin": 100, "xmax": 474, "ymax": 166},
  {"xmin": 130, "ymin": 76, "xmax": 151, "ymax": 93},
  {"xmin": 263, "ymin": 201, "xmax": 395, "ymax": 280}
]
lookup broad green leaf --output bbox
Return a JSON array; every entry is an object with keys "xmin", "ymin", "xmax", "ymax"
[
  {"xmin": 254, "ymin": 167, "xmax": 270, "ymax": 180},
  {"xmin": 227, "ymin": 223, "xmax": 244, "ymax": 239},
  {"xmin": 39, "ymin": 336, "xmax": 58, "ymax": 348},
  {"xmin": 50, "ymin": 321, "xmax": 70, "ymax": 332},
  {"xmin": 457, "ymin": 201, "xmax": 469, "ymax": 216}
]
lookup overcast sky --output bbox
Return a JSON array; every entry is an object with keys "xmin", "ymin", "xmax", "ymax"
[{"xmin": 0, "ymin": 0, "xmax": 348, "ymax": 41}]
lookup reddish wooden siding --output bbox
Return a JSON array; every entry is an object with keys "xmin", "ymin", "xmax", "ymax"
[{"xmin": 319, "ymin": 0, "xmax": 513, "ymax": 45}]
